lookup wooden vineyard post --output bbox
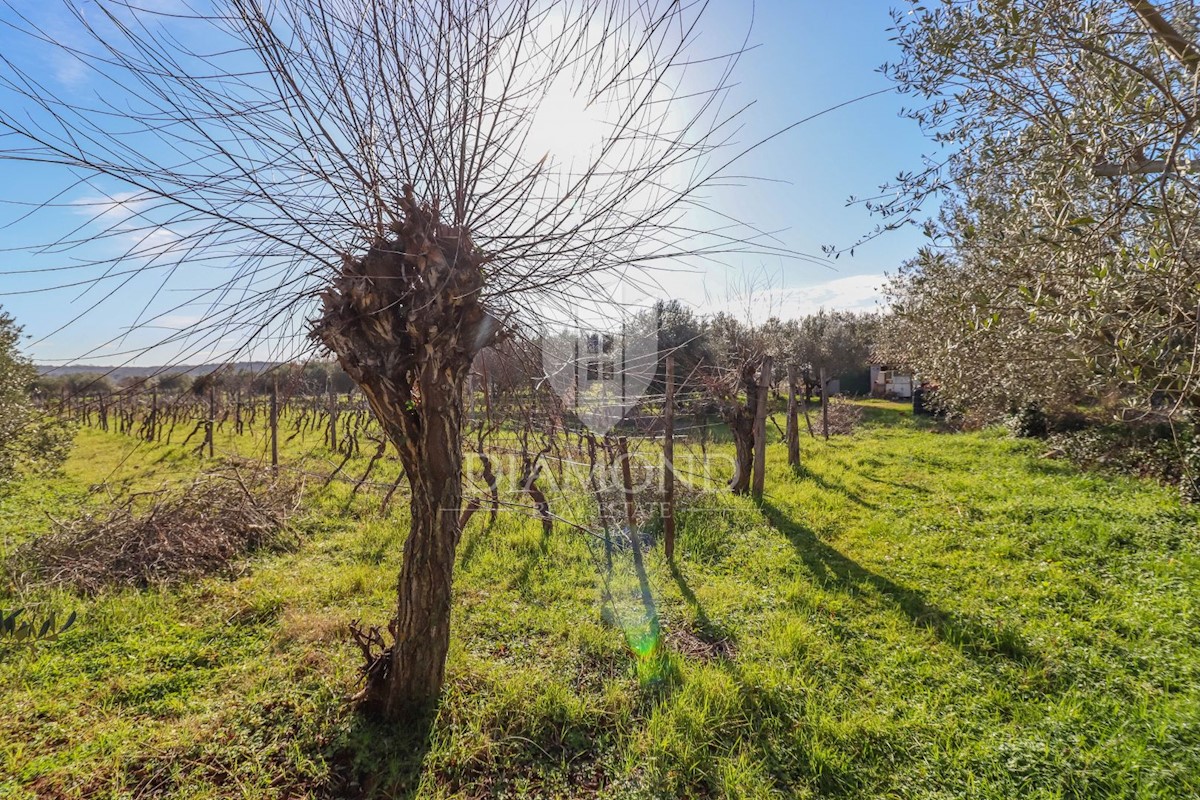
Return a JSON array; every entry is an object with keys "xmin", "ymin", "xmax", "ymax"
[
  {"xmin": 752, "ymin": 355, "xmax": 772, "ymax": 500},
  {"xmin": 270, "ymin": 378, "xmax": 279, "ymax": 469},
  {"xmin": 787, "ymin": 364, "xmax": 800, "ymax": 467},
  {"xmin": 820, "ymin": 366, "xmax": 830, "ymax": 441},
  {"xmin": 148, "ymin": 389, "xmax": 158, "ymax": 442},
  {"xmin": 586, "ymin": 434, "xmax": 613, "ymax": 571},
  {"xmin": 620, "ymin": 324, "xmax": 627, "ymax": 407},
  {"xmin": 207, "ymin": 383, "xmax": 216, "ymax": 458},
  {"xmin": 327, "ymin": 380, "xmax": 339, "ymax": 453},
  {"xmin": 663, "ymin": 354, "xmax": 676, "ymax": 560},
  {"xmin": 802, "ymin": 377, "xmax": 815, "ymax": 438},
  {"xmin": 572, "ymin": 335, "xmax": 580, "ymax": 413},
  {"xmin": 618, "ymin": 436, "xmax": 638, "ymax": 553}
]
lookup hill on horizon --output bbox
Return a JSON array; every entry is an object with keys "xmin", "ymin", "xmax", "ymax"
[{"xmin": 36, "ymin": 362, "xmax": 281, "ymax": 381}]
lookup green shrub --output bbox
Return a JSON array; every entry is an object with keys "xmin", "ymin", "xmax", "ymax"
[
  {"xmin": 0, "ymin": 308, "xmax": 71, "ymax": 493},
  {"xmin": 1047, "ymin": 420, "xmax": 1185, "ymax": 488},
  {"xmin": 1007, "ymin": 402, "xmax": 1049, "ymax": 438},
  {"xmin": 1180, "ymin": 414, "xmax": 1200, "ymax": 504}
]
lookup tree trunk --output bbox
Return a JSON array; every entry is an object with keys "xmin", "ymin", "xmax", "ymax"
[
  {"xmin": 342, "ymin": 337, "xmax": 475, "ymax": 719},
  {"xmin": 312, "ymin": 185, "xmax": 498, "ymax": 721},
  {"xmin": 728, "ymin": 410, "xmax": 754, "ymax": 495},
  {"xmin": 802, "ymin": 386, "xmax": 815, "ymax": 438},
  {"xmin": 521, "ymin": 451, "xmax": 553, "ymax": 538},
  {"xmin": 722, "ymin": 358, "xmax": 760, "ymax": 496},
  {"xmin": 821, "ymin": 367, "xmax": 830, "ymax": 441},
  {"xmin": 384, "ymin": 361, "xmax": 466, "ymax": 717}
]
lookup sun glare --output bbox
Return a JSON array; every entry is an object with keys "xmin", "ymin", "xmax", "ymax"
[{"xmin": 525, "ymin": 80, "xmax": 608, "ymax": 166}]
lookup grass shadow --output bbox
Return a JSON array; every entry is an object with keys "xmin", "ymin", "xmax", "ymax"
[
  {"xmin": 319, "ymin": 704, "xmax": 437, "ymax": 798},
  {"xmin": 598, "ymin": 537, "xmax": 680, "ymax": 700},
  {"xmin": 664, "ymin": 558, "xmax": 869, "ymax": 795},
  {"xmin": 666, "ymin": 558, "xmax": 734, "ymax": 646},
  {"xmin": 625, "ymin": 540, "xmax": 680, "ymax": 693},
  {"xmin": 509, "ymin": 516, "xmax": 553, "ymax": 593},
  {"xmin": 667, "ymin": 558, "xmax": 710, "ymax": 628},
  {"xmin": 788, "ymin": 463, "xmax": 879, "ymax": 510},
  {"xmin": 758, "ymin": 500, "xmax": 1042, "ymax": 667},
  {"xmin": 858, "ymin": 472, "xmax": 933, "ymax": 495},
  {"xmin": 456, "ymin": 517, "xmax": 488, "ymax": 570},
  {"xmin": 854, "ymin": 402, "xmax": 912, "ymax": 427}
]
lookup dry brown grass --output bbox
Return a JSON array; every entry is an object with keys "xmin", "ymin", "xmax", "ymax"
[{"xmin": 275, "ymin": 608, "xmax": 345, "ymax": 647}]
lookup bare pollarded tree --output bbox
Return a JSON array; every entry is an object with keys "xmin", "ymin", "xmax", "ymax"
[{"xmin": 0, "ymin": 0, "xmax": 788, "ymax": 718}]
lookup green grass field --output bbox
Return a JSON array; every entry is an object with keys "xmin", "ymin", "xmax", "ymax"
[{"xmin": 2, "ymin": 401, "xmax": 1199, "ymax": 798}]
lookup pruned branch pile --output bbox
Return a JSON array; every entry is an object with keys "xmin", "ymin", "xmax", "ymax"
[{"xmin": 6, "ymin": 467, "xmax": 302, "ymax": 594}]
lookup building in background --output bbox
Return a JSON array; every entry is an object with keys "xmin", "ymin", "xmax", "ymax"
[{"xmin": 870, "ymin": 364, "xmax": 913, "ymax": 400}]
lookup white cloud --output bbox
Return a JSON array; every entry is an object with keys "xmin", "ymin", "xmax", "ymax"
[
  {"xmin": 71, "ymin": 191, "xmax": 188, "ymax": 258},
  {"xmin": 695, "ymin": 271, "xmax": 889, "ymax": 324},
  {"xmin": 53, "ymin": 53, "xmax": 89, "ymax": 88},
  {"xmin": 155, "ymin": 314, "xmax": 203, "ymax": 331},
  {"xmin": 70, "ymin": 191, "xmax": 149, "ymax": 225},
  {"xmin": 770, "ymin": 272, "xmax": 888, "ymax": 317},
  {"xmin": 132, "ymin": 226, "xmax": 186, "ymax": 257}
]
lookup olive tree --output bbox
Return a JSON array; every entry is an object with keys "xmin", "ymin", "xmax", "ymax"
[
  {"xmin": 876, "ymin": 0, "xmax": 1200, "ymax": 423},
  {"xmin": 700, "ymin": 312, "xmax": 767, "ymax": 493},
  {"xmin": 762, "ymin": 311, "xmax": 879, "ymax": 398},
  {"xmin": 0, "ymin": 310, "xmax": 70, "ymax": 493},
  {"xmin": 0, "ymin": 0, "xmax": 776, "ymax": 718}
]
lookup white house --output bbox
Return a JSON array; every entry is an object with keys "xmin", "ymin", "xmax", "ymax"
[{"xmin": 870, "ymin": 365, "xmax": 913, "ymax": 400}]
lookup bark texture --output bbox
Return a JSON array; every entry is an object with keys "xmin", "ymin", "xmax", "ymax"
[
  {"xmin": 729, "ymin": 413, "xmax": 754, "ymax": 495},
  {"xmin": 312, "ymin": 186, "xmax": 498, "ymax": 720},
  {"xmin": 718, "ymin": 358, "xmax": 760, "ymax": 496}
]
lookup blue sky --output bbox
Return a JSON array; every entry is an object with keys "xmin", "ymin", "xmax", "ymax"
[
  {"xmin": 685, "ymin": 0, "xmax": 931, "ymax": 315},
  {"xmin": 0, "ymin": 0, "xmax": 932, "ymax": 365}
]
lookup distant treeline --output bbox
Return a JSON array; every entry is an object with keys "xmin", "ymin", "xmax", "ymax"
[
  {"xmin": 30, "ymin": 361, "xmax": 356, "ymax": 399},
  {"xmin": 32, "ymin": 303, "xmax": 882, "ymax": 403}
]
